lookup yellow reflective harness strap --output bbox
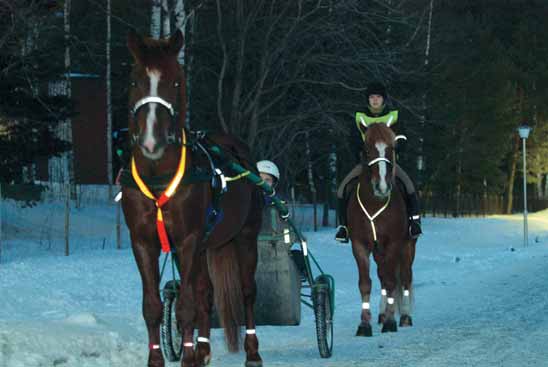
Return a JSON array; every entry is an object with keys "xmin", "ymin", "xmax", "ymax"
[
  {"xmin": 356, "ymin": 183, "xmax": 391, "ymax": 242},
  {"xmin": 130, "ymin": 130, "xmax": 187, "ymax": 253},
  {"xmin": 225, "ymin": 170, "xmax": 250, "ymax": 182}
]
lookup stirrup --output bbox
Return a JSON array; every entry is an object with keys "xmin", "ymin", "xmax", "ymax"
[
  {"xmin": 409, "ymin": 215, "xmax": 422, "ymax": 239},
  {"xmin": 335, "ymin": 225, "xmax": 349, "ymax": 243}
]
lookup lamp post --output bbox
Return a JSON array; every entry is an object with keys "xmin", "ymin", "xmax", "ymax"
[{"xmin": 517, "ymin": 124, "xmax": 532, "ymax": 247}]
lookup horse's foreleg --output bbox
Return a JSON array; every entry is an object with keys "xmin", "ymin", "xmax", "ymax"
[
  {"xmin": 379, "ymin": 254, "xmax": 398, "ymax": 333},
  {"xmin": 399, "ymin": 241, "xmax": 415, "ymax": 327},
  {"xmin": 236, "ymin": 231, "xmax": 262, "ymax": 367},
  {"xmin": 374, "ymin": 253, "xmax": 388, "ymax": 325},
  {"xmin": 352, "ymin": 240, "xmax": 373, "ymax": 337},
  {"xmin": 175, "ymin": 234, "xmax": 200, "ymax": 367},
  {"xmin": 194, "ymin": 252, "xmax": 212, "ymax": 366},
  {"xmin": 133, "ymin": 243, "xmax": 165, "ymax": 367}
]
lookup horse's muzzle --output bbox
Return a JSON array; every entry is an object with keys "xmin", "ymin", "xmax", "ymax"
[{"xmin": 373, "ymin": 181, "xmax": 392, "ymax": 198}]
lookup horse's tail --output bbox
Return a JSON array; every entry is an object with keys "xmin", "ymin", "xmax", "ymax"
[{"xmin": 207, "ymin": 241, "xmax": 244, "ymax": 352}]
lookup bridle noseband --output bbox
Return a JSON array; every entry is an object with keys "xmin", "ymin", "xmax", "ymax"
[
  {"xmin": 130, "ymin": 95, "xmax": 182, "ymax": 146},
  {"xmin": 367, "ymin": 157, "xmax": 392, "ymax": 167},
  {"xmin": 132, "ymin": 96, "xmax": 175, "ymax": 116}
]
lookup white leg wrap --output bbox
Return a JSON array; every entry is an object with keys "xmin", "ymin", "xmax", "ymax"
[
  {"xmin": 387, "ymin": 297, "xmax": 395, "ymax": 305},
  {"xmin": 362, "ymin": 302, "xmax": 370, "ymax": 310},
  {"xmin": 381, "ymin": 289, "xmax": 387, "ymax": 296},
  {"xmin": 197, "ymin": 337, "xmax": 210, "ymax": 343},
  {"xmin": 183, "ymin": 342, "xmax": 194, "ymax": 347},
  {"xmin": 246, "ymin": 329, "xmax": 256, "ymax": 335},
  {"xmin": 404, "ymin": 289, "xmax": 410, "ymax": 297}
]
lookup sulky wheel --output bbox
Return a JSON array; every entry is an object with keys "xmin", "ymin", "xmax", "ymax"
[
  {"xmin": 312, "ymin": 275, "xmax": 333, "ymax": 358},
  {"xmin": 160, "ymin": 280, "xmax": 182, "ymax": 362}
]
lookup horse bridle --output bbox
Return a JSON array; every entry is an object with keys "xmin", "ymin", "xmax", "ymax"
[
  {"xmin": 367, "ymin": 157, "xmax": 392, "ymax": 167},
  {"xmin": 130, "ymin": 94, "xmax": 183, "ymax": 147}
]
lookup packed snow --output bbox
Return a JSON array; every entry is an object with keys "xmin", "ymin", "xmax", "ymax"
[{"xmin": 1, "ymin": 199, "xmax": 548, "ymax": 367}]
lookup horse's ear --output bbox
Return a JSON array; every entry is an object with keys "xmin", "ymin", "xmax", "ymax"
[
  {"xmin": 128, "ymin": 28, "xmax": 145, "ymax": 63},
  {"xmin": 168, "ymin": 30, "xmax": 184, "ymax": 55}
]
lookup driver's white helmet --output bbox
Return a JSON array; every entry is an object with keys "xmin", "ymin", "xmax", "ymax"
[{"xmin": 256, "ymin": 160, "xmax": 280, "ymax": 181}]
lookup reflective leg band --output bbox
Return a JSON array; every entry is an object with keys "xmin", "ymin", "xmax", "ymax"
[
  {"xmin": 184, "ymin": 342, "xmax": 194, "ymax": 347},
  {"xmin": 387, "ymin": 297, "xmax": 395, "ymax": 305},
  {"xmin": 197, "ymin": 337, "xmax": 210, "ymax": 343},
  {"xmin": 362, "ymin": 302, "xmax": 370, "ymax": 310},
  {"xmin": 404, "ymin": 290, "xmax": 410, "ymax": 297},
  {"xmin": 149, "ymin": 344, "xmax": 160, "ymax": 350},
  {"xmin": 381, "ymin": 289, "xmax": 387, "ymax": 296},
  {"xmin": 246, "ymin": 329, "xmax": 256, "ymax": 335}
]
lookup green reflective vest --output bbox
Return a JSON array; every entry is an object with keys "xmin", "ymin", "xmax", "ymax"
[{"xmin": 355, "ymin": 110, "xmax": 398, "ymax": 141}]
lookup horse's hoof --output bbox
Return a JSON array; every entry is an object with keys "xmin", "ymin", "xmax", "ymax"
[
  {"xmin": 196, "ymin": 344, "xmax": 211, "ymax": 366},
  {"xmin": 378, "ymin": 314, "xmax": 386, "ymax": 325},
  {"xmin": 399, "ymin": 314, "xmax": 413, "ymax": 327},
  {"xmin": 245, "ymin": 360, "xmax": 263, "ymax": 367},
  {"xmin": 356, "ymin": 323, "xmax": 373, "ymax": 337},
  {"xmin": 245, "ymin": 352, "xmax": 263, "ymax": 367},
  {"xmin": 148, "ymin": 350, "xmax": 165, "ymax": 367},
  {"xmin": 381, "ymin": 319, "xmax": 398, "ymax": 333}
]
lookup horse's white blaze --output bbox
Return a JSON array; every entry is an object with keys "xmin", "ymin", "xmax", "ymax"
[
  {"xmin": 375, "ymin": 142, "xmax": 388, "ymax": 193},
  {"xmin": 143, "ymin": 69, "xmax": 162, "ymax": 152}
]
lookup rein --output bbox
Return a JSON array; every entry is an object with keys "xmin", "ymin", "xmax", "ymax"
[{"xmin": 131, "ymin": 129, "xmax": 187, "ymax": 253}]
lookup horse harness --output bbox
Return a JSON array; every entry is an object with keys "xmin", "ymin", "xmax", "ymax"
[
  {"xmin": 356, "ymin": 155, "xmax": 393, "ymax": 247},
  {"xmin": 122, "ymin": 94, "xmax": 249, "ymax": 252}
]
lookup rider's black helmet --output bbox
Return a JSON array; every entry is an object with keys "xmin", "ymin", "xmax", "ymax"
[{"xmin": 366, "ymin": 81, "xmax": 387, "ymax": 100}]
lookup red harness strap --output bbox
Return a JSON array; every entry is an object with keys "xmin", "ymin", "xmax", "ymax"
[{"xmin": 130, "ymin": 130, "xmax": 187, "ymax": 253}]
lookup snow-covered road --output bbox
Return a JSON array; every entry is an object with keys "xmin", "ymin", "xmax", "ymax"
[{"xmin": 1, "ymin": 203, "xmax": 548, "ymax": 367}]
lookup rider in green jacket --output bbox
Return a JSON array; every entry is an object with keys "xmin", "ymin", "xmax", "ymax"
[{"xmin": 335, "ymin": 82, "xmax": 422, "ymax": 242}]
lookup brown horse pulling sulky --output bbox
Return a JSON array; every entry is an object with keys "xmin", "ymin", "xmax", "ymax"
[
  {"xmin": 122, "ymin": 30, "xmax": 264, "ymax": 367},
  {"xmin": 346, "ymin": 122, "xmax": 416, "ymax": 336}
]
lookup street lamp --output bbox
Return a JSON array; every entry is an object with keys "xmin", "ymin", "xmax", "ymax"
[{"xmin": 517, "ymin": 124, "xmax": 532, "ymax": 247}]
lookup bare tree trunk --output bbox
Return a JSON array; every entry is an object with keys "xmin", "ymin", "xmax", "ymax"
[
  {"xmin": 544, "ymin": 174, "xmax": 548, "ymax": 199},
  {"xmin": 230, "ymin": 0, "xmax": 245, "ymax": 136},
  {"xmin": 536, "ymin": 153, "xmax": 542, "ymax": 199},
  {"xmin": 116, "ymin": 201, "xmax": 121, "ymax": 249},
  {"xmin": 174, "ymin": 0, "xmax": 186, "ymax": 64},
  {"xmin": 215, "ymin": 0, "xmax": 229, "ymax": 132},
  {"xmin": 305, "ymin": 132, "xmax": 317, "ymax": 231},
  {"xmin": 106, "ymin": 0, "xmax": 113, "ymax": 199},
  {"xmin": 65, "ymin": 184, "xmax": 70, "ymax": 256},
  {"xmin": 161, "ymin": 0, "xmax": 171, "ymax": 37},
  {"xmin": 505, "ymin": 135, "xmax": 520, "ymax": 214},
  {"xmin": 0, "ymin": 183, "xmax": 3, "ymax": 264},
  {"xmin": 150, "ymin": 0, "xmax": 162, "ymax": 39},
  {"xmin": 64, "ymin": 0, "xmax": 75, "ymax": 206},
  {"xmin": 455, "ymin": 150, "xmax": 462, "ymax": 217},
  {"xmin": 418, "ymin": 0, "xmax": 434, "ymax": 183}
]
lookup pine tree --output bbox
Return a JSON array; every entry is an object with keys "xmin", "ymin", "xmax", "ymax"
[{"xmin": 0, "ymin": 1, "xmax": 71, "ymax": 183}]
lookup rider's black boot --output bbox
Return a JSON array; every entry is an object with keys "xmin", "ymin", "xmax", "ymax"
[
  {"xmin": 407, "ymin": 192, "xmax": 422, "ymax": 239},
  {"xmin": 335, "ymin": 197, "xmax": 349, "ymax": 243}
]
